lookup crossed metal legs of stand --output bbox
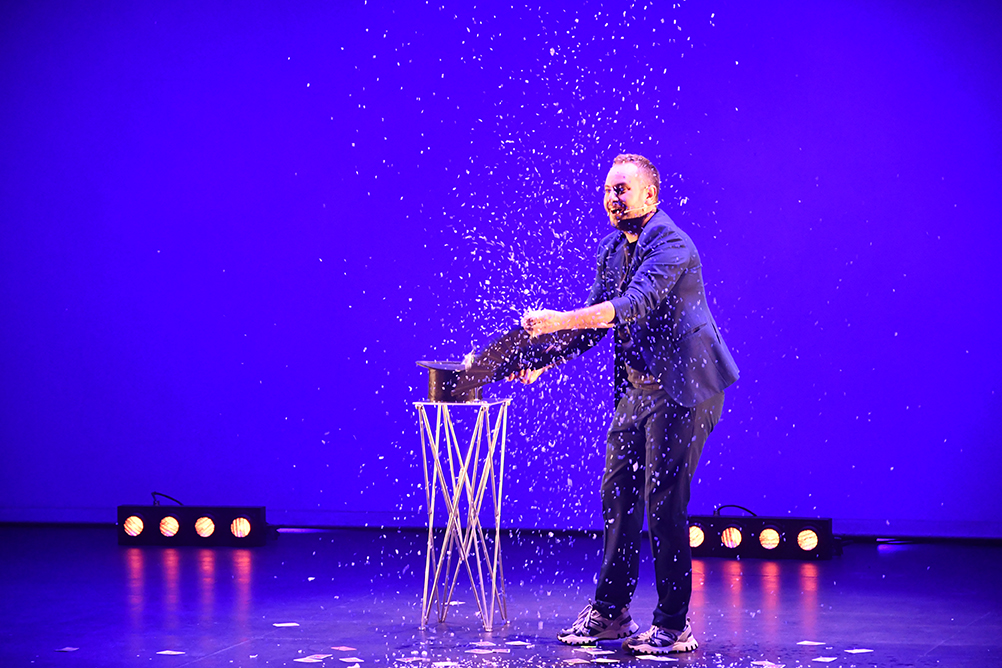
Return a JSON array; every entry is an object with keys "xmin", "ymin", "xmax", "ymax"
[{"xmin": 415, "ymin": 400, "xmax": 509, "ymax": 631}]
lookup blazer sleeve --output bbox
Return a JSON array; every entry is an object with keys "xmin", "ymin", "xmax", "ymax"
[{"xmin": 608, "ymin": 224, "xmax": 691, "ymax": 324}]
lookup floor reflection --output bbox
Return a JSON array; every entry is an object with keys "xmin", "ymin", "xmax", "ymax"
[
  {"xmin": 232, "ymin": 549, "xmax": 253, "ymax": 640},
  {"xmin": 120, "ymin": 546, "xmax": 255, "ymax": 648},
  {"xmin": 761, "ymin": 560, "xmax": 780, "ymax": 641},
  {"xmin": 693, "ymin": 556, "xmax": 823, "ymax": 646},
  {"xmin": 722, "ymin": 559, "xmax": 744, "ymax": 639},
  {"xmin": 197, "ymin": 549, "xmax": 216, "ymax": 655},
  {"xmin": 799, "ymin": 561, "xmax": 819, "ymax": 641},
  {"xmin": 124, "ymin": 547, "xmax": 145, "ymax": 657}
]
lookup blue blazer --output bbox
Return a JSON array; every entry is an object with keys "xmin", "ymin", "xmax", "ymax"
[{"xmin": 545, "ymin": 209, "xmax": 739, "ymax": 407}]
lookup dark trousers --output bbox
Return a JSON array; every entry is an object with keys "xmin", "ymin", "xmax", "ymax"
[{"xmin": 593, "ymin": 387, "xmax": 725, "ymax": 630}]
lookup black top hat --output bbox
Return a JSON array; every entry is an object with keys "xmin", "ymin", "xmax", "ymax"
[{"xmin": 416, "ymin": 360, "xmax": 484, "ymax": 403}]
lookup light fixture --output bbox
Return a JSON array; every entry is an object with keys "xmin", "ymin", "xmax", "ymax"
[
  {"xmin": 117, "ymin": 505, "xmax": 268, "ymax": 547},
  {"xmin": 123, "ymin": 515, "xmax": 144, "ymax": 537},
  {"xmin": 721, "ymin": 526, "xmax": 743, "ymax": 549},
  {"xmin": 797, "ymin": 528, "xmax": 819, "ymax": 551},
  {"xmin": 195, "ymin": 516, "xmax": 216, "ymax": 538},
  {"xmin": 159, "ymin": 516, "xmax": 180, "ymax": 537},
  {"xmin": 230, "ymin": 517, "xmax": 251, "ymax": 538},
  {"xmin": 759, "ymin": 527, "xmax": 781, "ymax": 550},
  {"xmin": 689, "ymin": 513, "xmax": 834, "ymax": 560}
]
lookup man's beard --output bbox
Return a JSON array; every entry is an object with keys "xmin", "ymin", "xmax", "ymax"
[{"xmin": 612, "ymin": 212, "xmax": 647, "ymax": 236}]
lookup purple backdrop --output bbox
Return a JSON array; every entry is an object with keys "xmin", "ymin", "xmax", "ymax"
[{"xmin": 1, "ymin": 0, "xmax": 1000, "ymax": 537}]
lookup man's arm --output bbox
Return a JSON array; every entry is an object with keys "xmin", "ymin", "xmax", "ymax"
[{"xmin": 522, "ymin": 302, "xmax": 616, "ymax": 337}]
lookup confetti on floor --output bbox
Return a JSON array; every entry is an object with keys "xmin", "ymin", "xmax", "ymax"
[
  {"xmin": 574, "ymin": 648, "xmax": 614, "ymax": 655},
  {"xmin": 505, "ymin": 641, "xmax": 533, "ymax": 647},
  {"xmin": 563, "ymin": 660, "xmax": 591, "ymax": 665},
  {"xmin": 55, "ymin": 647, "xmax": 79, "ymax": 652},
  {"xmin": 797, "ymin": 641, "xmax": 825, "ymax": 646},
  {"xmin": 294, "ymin": 659, "xmax": 324, "ymax": 664},
  {"xmin": 339, "ymin": 657, "xmax": 364, "ymax": 663},
  {"xmin": 845, "ymin": 648, "xmax": 874, "ymax": 654},
  {"xmin": 331, "ymin": 646, "xmax": 358, "ymax": 652},
  {"xmin": 471, "ymin": 641, "xmax": 496, "ymax": 647},
  {"xmin": 273, "ymin": 622, "xmax": 301, "ymax": 627},
  {"xmin": 156, "ymin": 650, "xmax": 186, "ymax": 655},
  {"xmin": 593, "ymin": 659, "xmax": 620, "ymax": 664},
  {"xmin": 432, "ymin": 662, "xmax": 459, "ymax": 667},
  {"xmin": 812, "ymin": 658, "xmax": 837, "ymax": 663},
  {"xmin": 637, "ymin": 657, "xmax": 678, "ymax": 662}
]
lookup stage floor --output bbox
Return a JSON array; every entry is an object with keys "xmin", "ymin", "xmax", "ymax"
[{"xmin": 0, "ymin": 525, "xmax": 999, "ymax": 667}]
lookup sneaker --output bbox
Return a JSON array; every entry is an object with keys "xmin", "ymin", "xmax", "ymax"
[
  {"xmin": 623, "ymin": 621, "xmax": 699, "ymax": 654},
  {"xmin": 557, "ymin": 604, "xmax": 639, "ymax": 645}
]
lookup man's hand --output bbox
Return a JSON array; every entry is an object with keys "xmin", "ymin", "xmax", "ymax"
[
  {"xmin": 522, "ymin": 309, "xmax": 565, "ymax": 337},
  {"xmin": 505, "ymin": 367, "xmax": 548, "ymax": 384}
]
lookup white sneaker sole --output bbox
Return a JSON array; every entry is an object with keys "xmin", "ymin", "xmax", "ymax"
[
  {"xmin": 558, "ymin": 621, "xmax": 639, "ymax": 645},
  {"xmin": 625, "ymin": 635, "xmax": 698, "ymax": 654}
]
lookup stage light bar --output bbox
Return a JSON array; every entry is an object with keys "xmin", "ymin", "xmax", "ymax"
[
  {"xmin": 117, "ymin": 506, "xmax": 268, "ymax": 547},
  {"xmin": 688, "ymin": 515, "xmax": 834, "ymax": 560}
]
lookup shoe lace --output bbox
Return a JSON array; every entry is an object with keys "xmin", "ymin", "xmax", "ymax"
[
  {"xmin": 572, "ymin": 604, "xmax": 605, "ymax": 633},
  {"xmin": 574, "ymin": 604, "xmax": 596, "ymax": 623},
  {"xmin": 634, "ymin": 625, "xmax": 679, "ymax": 644}
]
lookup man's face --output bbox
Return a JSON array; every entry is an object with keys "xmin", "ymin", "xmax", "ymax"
[{"xmin": 604, "ymin": 162, "xmax": 656, "ymax": 229}]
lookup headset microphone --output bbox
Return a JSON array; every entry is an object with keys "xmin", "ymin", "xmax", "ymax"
[{"xmin": 613, "ymin": 201, "xmax": 660, "ymax": 217}]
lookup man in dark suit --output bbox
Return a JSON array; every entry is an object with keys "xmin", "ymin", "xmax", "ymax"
[{"xmin": 517, "ymin": 154, "xmax": 739, "ymax": 654}]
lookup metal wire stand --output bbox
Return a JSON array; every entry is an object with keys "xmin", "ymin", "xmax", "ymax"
[{"xmin": 414, "ymin": 399, "xmax": 510, "ymax": 631}]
